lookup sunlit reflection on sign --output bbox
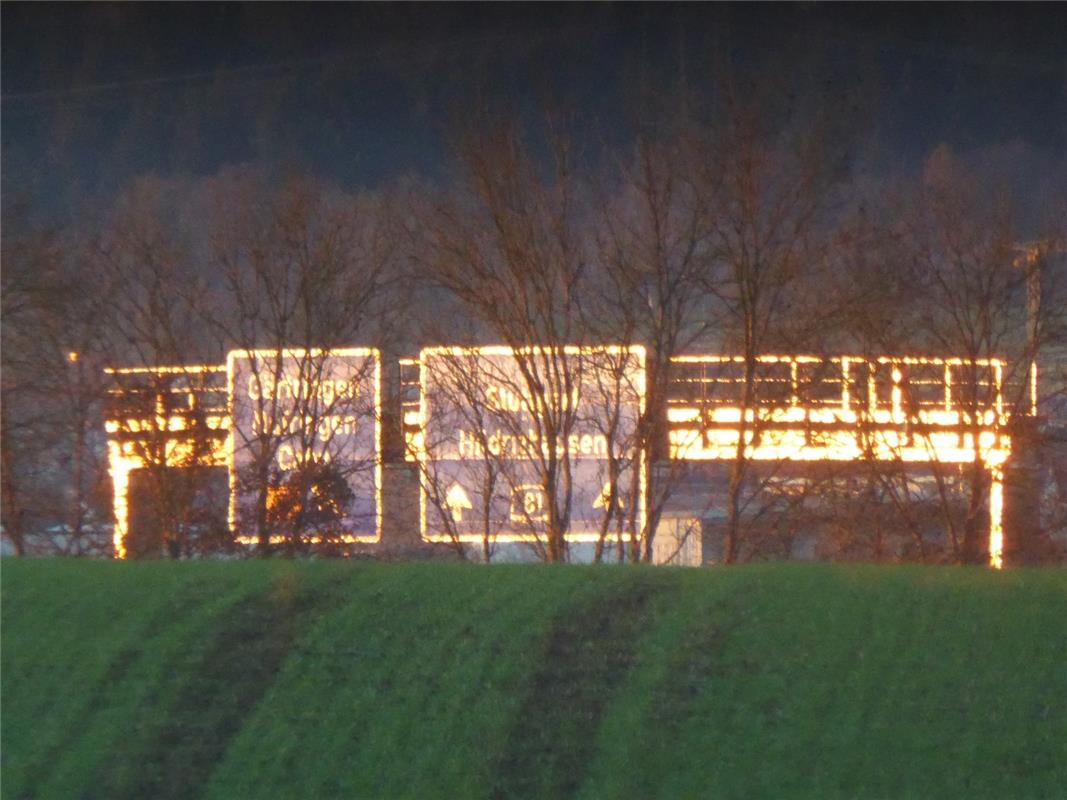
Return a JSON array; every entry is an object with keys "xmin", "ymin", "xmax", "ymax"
[
  {"xmin": 228, "ymin": 347, "xmax": 381, "ymax": 544},
  {"xmin": 416, "ymin": 346, "xmax": 646, "ymax": 545}
]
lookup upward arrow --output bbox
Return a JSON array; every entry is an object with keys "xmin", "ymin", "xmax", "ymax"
[
  {"xmin": 445, "ymin": 482, "xmax": 473, "ymax": 522},
  {"xmin": 592, "ymin": 481, "xmax": 614, "ymax": 510}
]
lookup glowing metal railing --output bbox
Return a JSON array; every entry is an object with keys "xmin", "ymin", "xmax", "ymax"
[
  {"xmin": 104, "ymin": 364, "xmax": 229, "ymax": 558},
  {"xmin": 667, "ymin": 355, "xmax": 1011, "ymax": 567}
]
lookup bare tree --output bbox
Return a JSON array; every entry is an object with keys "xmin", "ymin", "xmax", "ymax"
[
  {"xmin": 90, "ymin": 177, "xmax": 228, "ymax": 558},
  {"xmin": 834, "ymin": 145, "xmax": 1066, "ymax": 564},
  {"xmin": 1, "ymin": 202, "xmax": 113, "ymax": 556},
  {"xmin": 208, "ymin": 172, "xmax": 399, "ymax": 555},
  {"xmin": 408, "ymin": 106, "xmax": 649, "ymax": 562},
  {"xmin": 589, "ymin": 123, "xmax": 714, "ymax": 562},
  {"xmin": 685, "ymin": 74, "xmax": 850, "ymax": 563},
  {"xmin": 413, "ymin": 114, "xmax": 590, "ymax": 562},
  {"xmin": 901, "ymin": 147, "xmax": 1063, "ymax": 563}
]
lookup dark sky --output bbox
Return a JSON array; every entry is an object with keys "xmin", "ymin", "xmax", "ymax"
[{"xmin": 3, "ymin": 3, "xmax": 1065, "ymax": 221}]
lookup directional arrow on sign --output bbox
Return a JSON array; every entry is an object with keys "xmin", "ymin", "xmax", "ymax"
[
  {"xmin": 445, "ymin": 482, "xmax": 473, "ymax": 522},
  {"xmin": 592, "ymin": 481, "xmax": 614, "ymax": 510}
]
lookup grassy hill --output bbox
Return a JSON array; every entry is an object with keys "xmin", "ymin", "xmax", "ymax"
[{"xmin": 3, "ymin": 559, "xmax": 1066, "ymax": 799}]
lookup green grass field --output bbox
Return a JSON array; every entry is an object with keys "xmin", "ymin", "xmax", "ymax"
[{"xmin": 3, "ymin": 559, "xmax": 1066, "ymax": 799}]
